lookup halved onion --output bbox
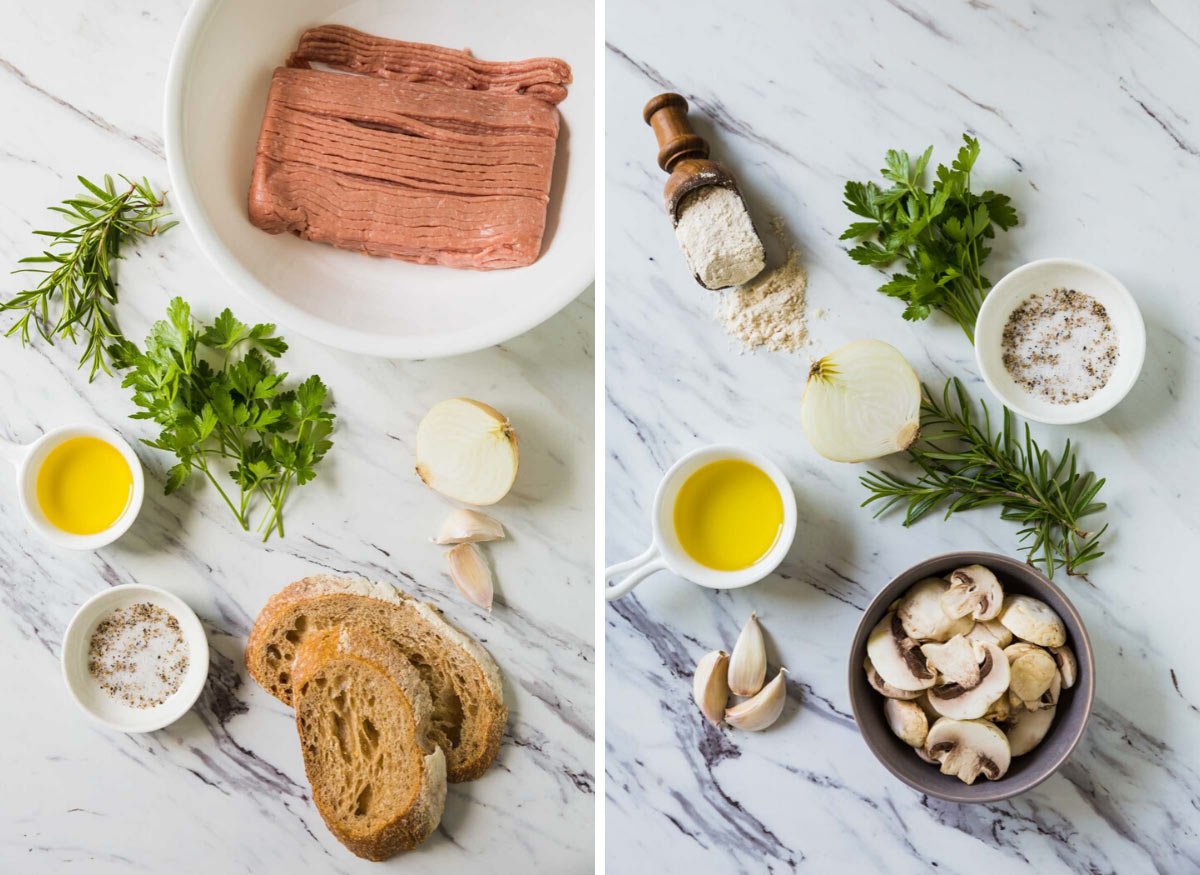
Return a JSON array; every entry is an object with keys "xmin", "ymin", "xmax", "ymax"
[
  {"xmin": 415, "ymin": 398, "xmax": 519, "ymax": 505},
  {"xmin": 801, "ymin": 339, "xmax": 921, "ymax": 462}
]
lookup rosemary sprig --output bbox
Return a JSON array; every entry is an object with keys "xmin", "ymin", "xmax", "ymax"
[
  {"xmin": 861, "ymin": 378, "xmax": 1107, "ymax": 578},
  {"xmin": 1, "ymin": 174, "xmax": 177, "ymax": 380}
]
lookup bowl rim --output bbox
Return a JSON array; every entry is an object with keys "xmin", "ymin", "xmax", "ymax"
[
  {"xmin": 162, "ymin": 0, "xmax": 594, "ymax": 360},
  {"xmin": 974, "ymin": 257, "xmax": 1145, "ymax": 425},
  {"xmin": 61, "ymin": 583, "xmax": 210, "ymax": 733},
  {"xmin": 847, "ymin": 550, "xmax": 1095, "ymax": 803}
]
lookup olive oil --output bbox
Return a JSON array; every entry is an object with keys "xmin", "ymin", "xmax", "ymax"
[
  {"xmin": 36, "ymin": 437, "xmax": 133, "ymax": 535},
  {"xmin": 673, "ymin": 459, "xmax": 784, "ymax": 571}
]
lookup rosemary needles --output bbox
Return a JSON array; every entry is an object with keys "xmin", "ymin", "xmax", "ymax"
[
  {"xmin": 861, "ymin": 378, "xmax": 1107, "ymax": 578},
  {"xmin": 1, "ymin": 174, "xmax": 177, "ymax": 380}
]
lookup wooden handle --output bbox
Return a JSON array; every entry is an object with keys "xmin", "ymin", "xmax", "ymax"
[{"xmin": 643, "ymin": 92, "xmax": 709, "ymax": 172}]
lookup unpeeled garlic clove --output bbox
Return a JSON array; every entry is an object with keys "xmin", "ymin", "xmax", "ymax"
[
  {"xmin": 728, "ymin": 612, "xmax": 767, "ymax": 697},
  {"xmin": 433, "ymin": 508, "xmax": 505, "ymax": 545},
  {"xmin": 692, "ymin": 650, "xmax": 731, "ymax": 726},
  {"xmin": 725, "ymin": 668, "xmax": 788, "ymax": 731},
  {"xmin": 447, "ymin": 543, "xmax": 494, "ymax": 611}
]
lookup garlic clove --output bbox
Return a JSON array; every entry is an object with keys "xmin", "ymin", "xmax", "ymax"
[
  {"xmin": 446, "ymin": 543, "xmax": 494, "ymax": 611},
  {"xmin": 433, "ymin": 508, "xmax": 505, "ymax": 545},
  {"xmin": 728, "ymin": 612, "xmax": 767, "ymax": 697},
  {"xmin": 416, "ymin": 398, "xmax": 519, "ymax": 505},
  {"xmin": 725, "ymin": 668, "xmax": 788, "ymax": 731},
  {"xmin": 692, "ymin": 650, "xmax": 731, "ymax": 726}
]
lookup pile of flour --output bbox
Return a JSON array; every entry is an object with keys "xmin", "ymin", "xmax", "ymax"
[{"xmin": 715, "ymin": 218, "xmax": 809, "ymax": 353}]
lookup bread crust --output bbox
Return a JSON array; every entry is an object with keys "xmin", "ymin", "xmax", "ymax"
[
  {"xmin": 246, "ymin": 574, "xmax": 506, "ymax": 782},
  {"xmin": 293, "ymin": 626, "xmax": 447, "ymax": 859}
]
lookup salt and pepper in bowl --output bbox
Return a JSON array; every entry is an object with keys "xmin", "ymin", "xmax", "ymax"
[{"xmin": 643, "ymin": 93, "xmax": 765, "ymax": 289}]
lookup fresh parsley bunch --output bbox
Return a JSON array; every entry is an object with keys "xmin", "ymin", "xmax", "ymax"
[
  {"xmin": 841, "ymin": 135, "xmax": 1018, "ymax": 342},
  {"xmin": 111, "ymin": 298, "xmax": 334, "ymax": 540}
]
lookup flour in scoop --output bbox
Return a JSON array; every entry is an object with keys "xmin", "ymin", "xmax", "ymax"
[
  {"xmin": 674, "ymin": 185, "xmax": 765, "ymax": 289},
  {"xmin": 1001, "ymin": 287, "xmax": 1119, "ymax": 405}
]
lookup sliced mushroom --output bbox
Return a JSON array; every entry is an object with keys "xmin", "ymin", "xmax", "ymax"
[
  {"xmin": 1006, "ymin": 705, "xmax": 1057, "ymax": 756},
  {"xmin": 998, "ymin": 595, "xmax": 1066, "ymax": 647},
  {"xmin": 982, "ymin": 692, "xmax": 1013, "ymax": 724},
  {"xmin": 884, "ymin": 698, "xmax": 929, "ymax": 748},
  {"xmin": 925, "ymin": 718, "xmax": 1012, "ymax": 784},
  {"xmin": 965, "ymin": 619, "xmax": 1013, "ymax": 649},
  {"xmin": 927, "ymin": 642, "xmax": 1010, "ymax": 720},
  {"xmin": 866, "ymin": 613, "xmax": 937, "ymax": 692},
  {"xmin": 864, "ymin": 657, "xmax": 922, "ymax": 700},
  {"xmin": 1032, "ymin": 670, "xmax": 1062, "ymax": 711},
  {"xmin": 898, "ymin": 578, "xmax": 973, "ymax": 642},
  {"xmin": 913, "ymin": 745, "xmax": 939, "ymax": 764},
  {"xmin": 942, "ymin": 565, "xmax": 1004, "ymax": 621},
  {"xmin": 915, "ymin": 692, "xmax": 941, "ymax": 723},
  {"xmin": 1005, "ymin": 643, "xmax": 1057, "ymax": 708},
  {"xmin": 1050, "ymin": 645, "xmax": 1078, "ymax": 690},
  {"xmin": 921, "ymin": 635, "xmax": 981, "ymax": 688}
]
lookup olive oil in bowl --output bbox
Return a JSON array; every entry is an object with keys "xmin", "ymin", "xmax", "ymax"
[
  {"xmin": 673, "ymin": 459, "xmax": 784, "ymax": 571},
  {"xmin": 36, "ymin": 436, "xmax": 134, "ymax": 535}
]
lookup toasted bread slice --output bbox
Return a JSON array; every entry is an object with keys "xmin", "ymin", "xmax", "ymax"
[
  {"xmin": 293, "ymin": 626, "xmax": 446, "ymax": 859},
  {"xmin": 246, "ymin": 575, "xmax": 506, "ymax": 782}
]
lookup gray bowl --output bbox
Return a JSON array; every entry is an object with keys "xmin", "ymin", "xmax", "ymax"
[{"xmin": 848, "ymin": 551, "xmax": 1094, "ymax": 803}]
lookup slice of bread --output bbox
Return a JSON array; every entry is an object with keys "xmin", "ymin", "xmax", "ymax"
[
  {"xmin": 293, "ymin": 625, "xmax": 446, "ymax": 860},
  {"xmin": 246, "ymin": 575, "xmax": 506, "ymax": 782}
]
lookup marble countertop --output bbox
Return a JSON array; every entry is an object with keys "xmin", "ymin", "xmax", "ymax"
[
  {"xmin": 605, "ymin": 0, "xmax": 1200, "ymax": 872},
  {"xmin": 0, "ymin": 2, "xmax": 593, "ymax": 872}
]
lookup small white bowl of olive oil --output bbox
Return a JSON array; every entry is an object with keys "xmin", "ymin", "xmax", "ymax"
[
  {"xmin": 0, "ymin": 424, "xmax": 145, "ymax": 550},
  {"xmin": 605, "ymin": 445, "xmax": 797, "ymax": 600}
]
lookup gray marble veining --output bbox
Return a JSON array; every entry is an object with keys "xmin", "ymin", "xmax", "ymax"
[
  {"xmin": 0, "ymin": 2, "xmax": 593, "ymax": 872},
  {"xmin": 606, "ymin": 0, "xmax": 1200, "ymax": 872}
]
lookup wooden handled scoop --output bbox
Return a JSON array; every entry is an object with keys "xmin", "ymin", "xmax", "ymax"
[{"xmin": 643, "ymin": 92, "xmax": 765, "ymax": 289}]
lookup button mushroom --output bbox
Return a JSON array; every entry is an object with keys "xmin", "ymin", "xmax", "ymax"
[
  {"xmin": 1005, "ymin": 705, "xmax": 1057, "ymax": 756},
  {"xmin": 864, "ymin": 657, "xmax": 922, "ymax": 700},
  {"xmin": 898, "ymin": 578, "xmax": 973, "ymax": 642},
  {"xmin": 965, "ymin": 619, "xmax": 1013, "ymax": 649},
  {"xmin": 925, "ymin": 718, "xmax": 1012, "ymax": 784},
  {"xmin": 1050, "ymin": 644, "xmax": 1078, "ymax": 689},
  {"xmin": 884, "ymin": 698, "xmax": 929, "ymax": 748},
  {"xmin": 921, "ymin": 635, "xmax": 981, "ymax": 688},
  {"xmin": 998, "ymin": 595, "xmax": 1067, "ymax": 647},
  {"xmin": 1004, "ymin": 642, "xmax": 1058, "ymax": 709},
  {"xmin": 926, "ymin": 642, "xmax": 1010, "ymax": 720},
  {"xmin": 942, "ymin": 565, "xmax": 1004, "ymax": 621},
  {"xmin": 866, "ymin": 613, "xmax": 937, "ymax": 692}
]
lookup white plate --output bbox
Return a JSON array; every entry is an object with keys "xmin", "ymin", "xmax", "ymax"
[
  {"xmin": 975, "ymin": 258, "xmax": 1145, "ymax": 425},
  {"xmin": 61, "ymin": 585, "xmax": 210, "ymax": 733},
  {"xmin": 164, "ymin": 0, "xmax": 594, "ymax": 359}
]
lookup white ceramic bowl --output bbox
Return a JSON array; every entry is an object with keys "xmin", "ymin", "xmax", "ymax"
[
  {"xmin": 164, "ymin": 0, "xmax": 594, "ymax": 359},
  {"xmin": 0, "ymin": 424, "xmax": 145, "ymax": 551},
  {"xmin": 62, "ymin": 585, "xmax": 210, "ymax": 733},
  {"xmin": 604, "ymin": 445, "xmax": 798, "ymax": 600},
  {"xmin": 975, "ymin": 258, "xmax": 1145, "ymax": 424}
]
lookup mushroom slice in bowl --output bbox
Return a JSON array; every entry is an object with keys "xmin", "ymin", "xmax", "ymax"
[
  {"xmin": 942, "ymin": 565, "xmax": 1004, "ymax": 621},
  {"xmin": 1005, "ymin": 643, "xmax": 1058, "ymax": 709},
  {"xmin": 1006, "ymin": 705, "xmax": 1057, "ymax": 756},
  {"xmin": 925, "ymin": 717, "xmax": 1012, "ymax": 784},
  {"xmin": 998, "ymin": 595, "xmax": 1066, "ymax": 647},
  {"xmin": 866, "ymin": 613, "xmax": 938, "ymax": 692},
  {"xmin": 898, "ymin": 578, "xmax": 973, "ymax": 642},
  {"xmin": 884, "ymin": 698, "xmax": 929, "ymax": 748},
  {"xmin": 1050, "ymin": 644, "xmax": 1078, "ymax": 689},
  {"xmin": 921, "ymin": 635, "xmax": 980, "ymax": 687},
  {"xmin": 864, "ymin": 657, "xmax": 922, "ymax": 700},
  {"xmin": 927, "ymin": 642, "xmax": 1010, "ymax": 720},
  {"xmin": 965, "ymin": 619, "xmax": 1013, "ymax": 649}
]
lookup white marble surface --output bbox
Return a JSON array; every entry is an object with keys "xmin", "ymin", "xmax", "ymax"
[
  {"xmin": 606, "ymin": 1, "xmax": 1200, "ymax": 872},
  {"xmin": 0, "ymin": 2, "xmax": 593, "ymax": 872}
]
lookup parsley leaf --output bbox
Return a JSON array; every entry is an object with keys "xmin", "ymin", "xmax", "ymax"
[
  {"xmin": 111, "ymin": 297, "xmax": 335, "ymax": 540},
  {"xmin": 841, "ymin": 134, "xmax": 1018, "ymax": 342}
]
